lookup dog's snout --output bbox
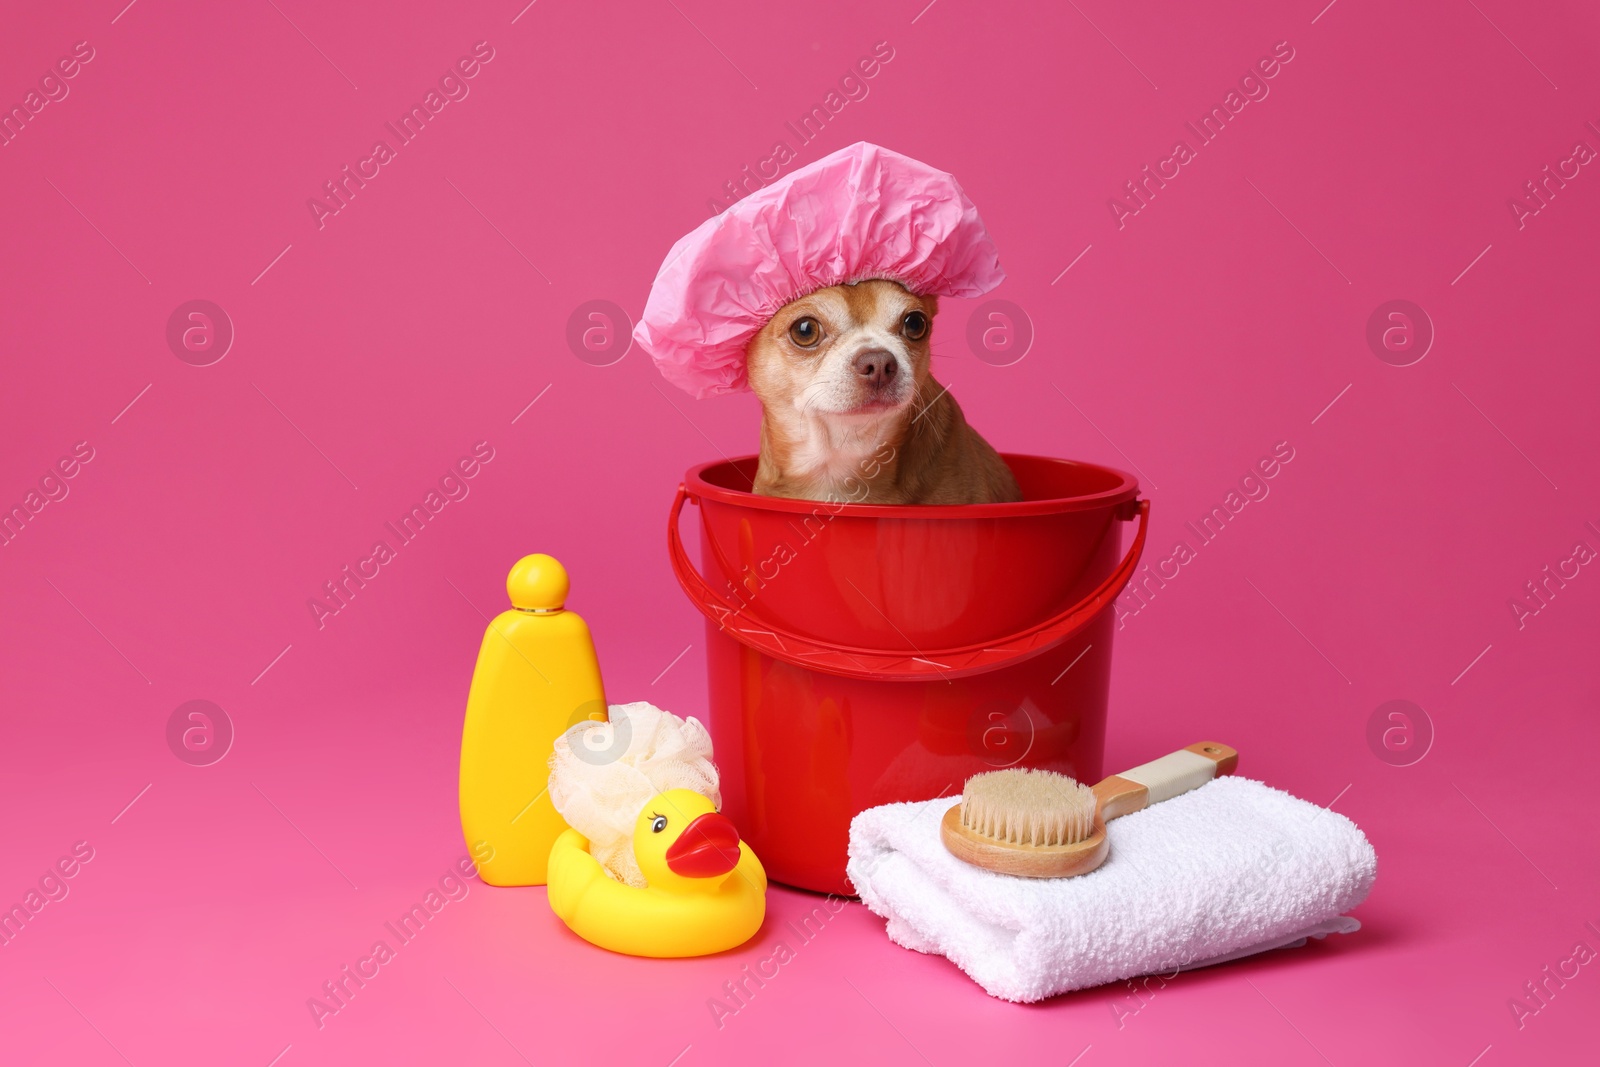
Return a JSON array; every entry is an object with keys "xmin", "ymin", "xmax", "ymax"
[{"xmin": 852, "ymin": 348, "xmax": 899, "ymax": 387}]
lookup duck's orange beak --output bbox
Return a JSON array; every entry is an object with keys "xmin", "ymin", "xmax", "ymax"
[{"xmin": 664, "ymin": 812, "xmax": 741, "ymax": 878}]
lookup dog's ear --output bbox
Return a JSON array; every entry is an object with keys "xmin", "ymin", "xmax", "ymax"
[{"xmin": 923, "ymin": 294, "xmax": 939, "ymax": 319}]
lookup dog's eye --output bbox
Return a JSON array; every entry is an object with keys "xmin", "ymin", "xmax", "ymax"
[
  {"xmin": 789, "ymin": 317, "xmax": 822, "ymax": 348},
  {"xmin": 902, "ymin": 311, "xmax": 929, "ymax": 341}
]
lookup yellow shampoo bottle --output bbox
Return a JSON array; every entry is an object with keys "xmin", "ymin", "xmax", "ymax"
[{"xmin": 459, "ymin": 554, "xmax": 607, "ymax": 886}]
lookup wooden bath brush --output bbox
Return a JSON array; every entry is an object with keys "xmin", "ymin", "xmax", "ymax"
[{"xmin": 940, "ymin": 742, "xmax": 1239, "ymax": 878}]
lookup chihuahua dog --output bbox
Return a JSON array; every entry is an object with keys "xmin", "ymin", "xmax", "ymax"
[{"xmin": 746, "ymin": 279, "xmax": 1022, "ymax": 505}]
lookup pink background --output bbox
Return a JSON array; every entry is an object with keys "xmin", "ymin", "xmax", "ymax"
[{"xmin": 3, "ymin": 0, "xmax": 1598, "ymax": 1063}]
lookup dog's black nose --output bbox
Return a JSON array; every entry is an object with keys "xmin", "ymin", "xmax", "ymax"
[{"xmin": 852, "ymin": 348, "xmax": 899, "ymax": 387}]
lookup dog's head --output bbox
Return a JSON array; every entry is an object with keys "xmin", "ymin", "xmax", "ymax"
[{"xmin": 746, "ymin": 279, "xmax": 936, "ymax": 423}]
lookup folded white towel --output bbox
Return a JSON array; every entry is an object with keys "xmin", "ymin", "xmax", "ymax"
[{"xmin": 847, "ymin": 775, "xmax": 1377, "ymax": 1003}]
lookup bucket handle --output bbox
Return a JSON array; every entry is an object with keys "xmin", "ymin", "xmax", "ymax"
[{"xmin": 667, "ymin": 485, "xmax": 1150, "ymax": 682}]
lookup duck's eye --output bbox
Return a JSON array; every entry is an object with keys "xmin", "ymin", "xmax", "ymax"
[
  {"xmin": 650, "ymin": 815, "xmax": 667, "ymax": 833},
  {"xmin": 902, "ymin": 311, "xmax": 929, "ymax": 341},
  {"xmin": 789, "ymin": 317, "xmax": 822, "ymax": 348}
]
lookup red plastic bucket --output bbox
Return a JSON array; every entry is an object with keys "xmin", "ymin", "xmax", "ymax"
[{"xmin": 667, "ymin": 454, "xmax": 1148, "ymax": 894}]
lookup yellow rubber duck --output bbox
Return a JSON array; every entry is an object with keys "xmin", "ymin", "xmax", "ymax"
[{"xmin": 547, "ymin": 788, "xmax": 767, "ymax": 957}]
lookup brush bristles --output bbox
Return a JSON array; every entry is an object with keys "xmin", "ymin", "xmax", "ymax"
[{"xmin": 959, "ymin": 769, "xmax": 1096, "ymax": 847}]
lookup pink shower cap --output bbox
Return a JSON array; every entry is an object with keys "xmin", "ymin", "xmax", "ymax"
[{"xmin": 633, "ymin": 142, "xmax": 1006, "ymax": 398}]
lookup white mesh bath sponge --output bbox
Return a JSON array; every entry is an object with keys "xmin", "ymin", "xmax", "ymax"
[{"xmin": 547, "ymin": 701, "xmax": 721, "ymax": 888}]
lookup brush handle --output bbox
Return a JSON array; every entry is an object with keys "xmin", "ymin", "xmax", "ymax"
[{"xmin": 1092, "ymin": 742, "xmax": 1238, "ymax": 822}]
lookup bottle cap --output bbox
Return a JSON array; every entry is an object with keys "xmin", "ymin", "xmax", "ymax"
[{"xmin": 506, "ymin": 554, "xmax": 568, "ymax": 611}]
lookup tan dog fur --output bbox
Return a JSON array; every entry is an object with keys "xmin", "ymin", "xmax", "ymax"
[{"xmin": 745, "ymin": 279, "xmax": 1022, "ymax": 505}]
